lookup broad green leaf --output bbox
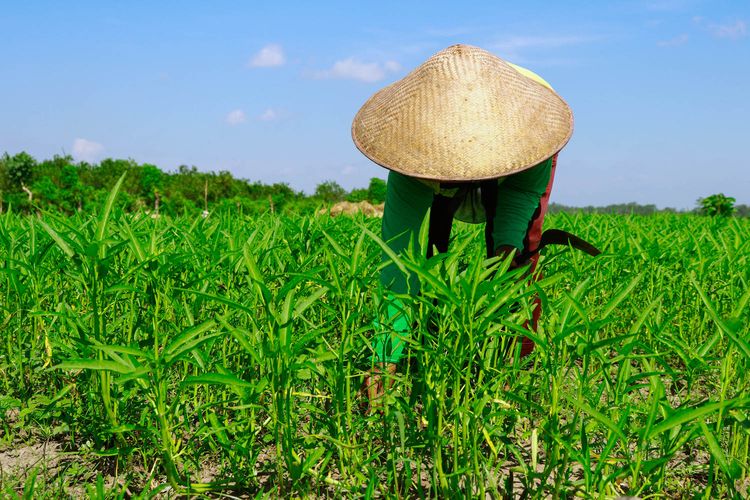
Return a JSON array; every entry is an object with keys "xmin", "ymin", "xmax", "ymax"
[
  {"xmin": 699, "ymin": 421, "xmax": 737, "ymax": 480},
  {"xmin": 175, "ymin": 288, "xmax": 253, "ymax": 314},
  {"xmin": 182, "ymin": 372, "xmax": 255, "ymax": 388},
  {"xmin": 645, "ymin": 397, "xmax": 749, "ymax": 439},
  {"xmin": 692, "ymin": 276, "xmax": 750, "ymax": 360},
  {"xmin": 566, "ymin": 396, "xmax": 627, "ymax": 443},
  {"xmin": 54, "ymin": 359, "xmax": 132, "ymax": 374},
  {"xmin": 293, "ymin": 287, "xmax": 327, "ymax": 319},
  {"xmin": 600, "ymin": 273, "xmax": 642, "ymax": 320},
  {"xmin": 163, "ymin": 320, "xmax": 216, "ymax": 359},
  {"xmin": 96, "ymin": 172, "xmax": 126, "ymax": 244},
  {"xmin": 38, "ymin": 219, "xmax": 75, "ymax": 258}
]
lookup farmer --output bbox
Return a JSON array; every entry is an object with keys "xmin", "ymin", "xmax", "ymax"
[{"xmin": 351, "ymin": 44, "xmax": 582, "ymax": 402}]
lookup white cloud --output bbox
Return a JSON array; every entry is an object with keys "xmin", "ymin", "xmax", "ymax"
[
  {"xmin": 708, "ymin": 20, "xmax": 747, "ymax": 40},
  {"xmin": 249, "ymin": 44, "xmax": 286, "ymax": 67},
  {"xmin": 384, "ymin": 60, "xmax": 402, "ymax": 72},
  {"xmin": 315, "ymin": 58, "xmax": 401, "ymax": 83},
  {"xmin": 694, "ymin": 17, "xmax": 747, "ymax": 40},
  {"xmin": 72, "ymin": 138, "xmax": 104, "ymax": 162},
  {"xmin": 657, "ymin": 34, "xmax": 689, "ymax": 47},
  {"xmin": 341, "ymin": 165, "xmax": 355, "ymax": 175},
  {"xmin": 258, "ymin": 108, "xmax": 279, "ymax": 121},
  {"xmin": 226, "ymin": 109, "xmax": 247, "ymax": 125}
]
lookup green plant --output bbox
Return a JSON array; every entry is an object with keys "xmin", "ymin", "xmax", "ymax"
[
  {"xmin": 1, "ymin": 198, "xmax": 748, "ymax": 496},
  {"xmin": 4, "ymin": 151, "xmax": 36, "ymax": 189},
  {"xmin": 367, "ymin": 177, "xmax": 387, "ymax": 204},
  {"xmin": 698, "ymin": 193, "xmax": 736, "ymax": 217},
  {"xmin": 314, "ymin": 180, "xmax": 347, "ymax": 203}
]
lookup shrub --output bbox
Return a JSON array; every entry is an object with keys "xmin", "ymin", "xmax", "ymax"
[{"xmin": 698, "ymin": 193, "xmax": 735, "ymax": 217}]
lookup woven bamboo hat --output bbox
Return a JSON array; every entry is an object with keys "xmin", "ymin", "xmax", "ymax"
[{"xmin": 352, "ymin": 44, "xmax": 573, "ymax": 181}]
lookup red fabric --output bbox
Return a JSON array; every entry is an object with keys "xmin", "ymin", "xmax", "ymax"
[{"xmin": 520, "ymin": 154, "xmax": 558, "ymax": 357}]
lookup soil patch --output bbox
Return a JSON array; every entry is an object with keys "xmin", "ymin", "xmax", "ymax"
[{"xmin": 0, "ymin": 442, "xmax": 64, "ymax": 478}]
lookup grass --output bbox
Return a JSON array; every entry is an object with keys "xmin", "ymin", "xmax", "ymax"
[{"xmin": 0, "ymin": 180, "xmax": 748, "ymax": 497}]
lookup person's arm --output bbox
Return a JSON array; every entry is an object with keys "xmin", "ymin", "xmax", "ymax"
[{"xmin": 492, "ymin": 158, "xmax": 552, "ymax": 252}]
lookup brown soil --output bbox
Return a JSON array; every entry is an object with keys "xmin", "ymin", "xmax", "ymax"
[{"xmin": 0, "ymin": 441, "xmax": 64, "ymax": 478}]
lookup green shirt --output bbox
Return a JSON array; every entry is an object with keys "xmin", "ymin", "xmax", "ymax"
[
  {"xmin": 373, "ymin": 160, "xmax": 552, "ymax": 364},
  {"xmin": 380, "ymin": 158, "xmax": 553, "ymax": 295}
]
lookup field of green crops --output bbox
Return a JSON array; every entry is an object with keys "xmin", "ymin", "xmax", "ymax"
[{"xmin": 1, "ymin": 177, "xmax": 749, "ymax": 498}]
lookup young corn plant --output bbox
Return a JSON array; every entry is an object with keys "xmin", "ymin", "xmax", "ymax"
[
  {"xmin": 45, "ymin": 176, "xmax": 233, "ymax": 494},
  {"xmin": 2, "ymin": 199, "xmax": 749, "ymax": 497}
]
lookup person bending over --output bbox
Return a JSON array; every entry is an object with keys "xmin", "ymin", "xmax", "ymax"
[{"xmin": 350, "ymin": 44, "xmax": 580, "ymax": 404}]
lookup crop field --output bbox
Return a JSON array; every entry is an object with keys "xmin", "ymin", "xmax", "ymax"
[{"xmin": 1, "ymin": 178, "xmax": 749, "ymax": 498}]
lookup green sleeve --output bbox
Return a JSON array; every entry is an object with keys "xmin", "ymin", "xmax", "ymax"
[
  {"xmin": 492, "ymin": 158, "xmax": 552, "ymax": 251},
  {"xmin": 380, "ymin": 171, "xmax": 434, "ymax": 295}
]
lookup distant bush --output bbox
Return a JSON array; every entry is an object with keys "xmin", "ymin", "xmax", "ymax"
[{"xmin": 698, "ymin": 193, "xmax": 736, "ymax": 217}]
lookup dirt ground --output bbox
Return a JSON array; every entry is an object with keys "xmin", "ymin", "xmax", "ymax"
[{"xmin": 0, "ymin": 441, "xmax": 63, "ymax": 478}]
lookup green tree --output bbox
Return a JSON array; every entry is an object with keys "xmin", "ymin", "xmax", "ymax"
[
  {"xmin": 60, "ymin": 164, "xmax": 88, "ymax": 212},
  {"xmin": 314, "ymin": 180, "xmax": 346, "ymax": 202},
  {"xmin": 167, "ymin": 165, "xmax": 207, "ymax": 207},
  {"xmin": 698, "ymin": 193, "xmax": 736, "ymax": 217},
  {"xmin": 86, "ymin": 158, "xmax": 139, "ymax": 191},
  {"xmin": 140, "ymin": 164, "xmax": 163, "ymax": 204},
  {"xmin": 346, "ymin": 188, "xmax": 368, "ymax": 202},
  {"xmin": 214, "ymin": 170, "xmax": 238, "ymax": 200},
  {"xmin": 4, "ymin": 152, "xmax": 36, "ymax": 190},
  {"xmin": 163, "ymin": 191, "xmax": 196, "ymax": 216},
  {"xmin": 367, "ymin": 177, "xmax": 387, "ymax": 204},
  {"xmin": 33, "ymin": 176, "xmax": 63, "ymax": 210}
]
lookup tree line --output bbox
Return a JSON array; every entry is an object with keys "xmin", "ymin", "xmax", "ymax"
[
  {"xmin": 549, "ymin": 198, "xmax": 749, "ymax": 217},
  {"xmin": 1, "ymin": 151, "xmax": 745, "ymax": 217},
  {"xmin": 0, "ymin": 152, "xmax": 386, "ymax": 216}
]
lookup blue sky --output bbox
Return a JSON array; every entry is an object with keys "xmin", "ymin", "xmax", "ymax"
[{"xmin": 1, "ymin": 1, "xmax": 748, "ymax": 208}]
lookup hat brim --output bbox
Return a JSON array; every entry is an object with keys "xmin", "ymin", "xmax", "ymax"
[{"xmin": 351, "ymin": 44, "xmax": 573, "ymax": 181}]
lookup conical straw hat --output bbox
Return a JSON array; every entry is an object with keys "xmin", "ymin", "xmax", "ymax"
[{"xmin": 352, "ymin": 44, "xmax": 573, "ymax": 181}]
